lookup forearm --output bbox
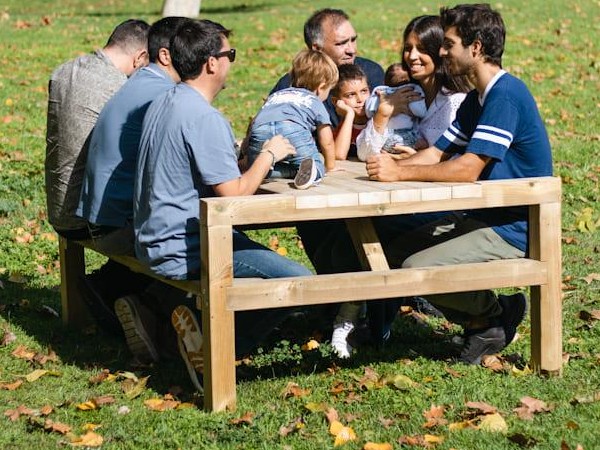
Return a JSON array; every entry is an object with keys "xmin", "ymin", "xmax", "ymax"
[
  {"xmin": 356, "ymin": 119, "xmax": 388, "ymax": 161},
  {"xmin": 216, "ymin": 151, "xmax": 273, "ymax": 196},
  {"xmin": 334, "ymin": 113, "xmax": 355, "ymax": 160}
]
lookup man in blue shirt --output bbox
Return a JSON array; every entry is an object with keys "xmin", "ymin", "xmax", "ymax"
[
  {"xmin": 365, "ymin": 4, "xmax": 552, "ymax": 364},
  {"xmin": 135, "ymin": 19, "xmax": 312, "ymax": 391},
  {"xmin": 76, "ymin": 17, "xmax": 191, "ymax": 364}
]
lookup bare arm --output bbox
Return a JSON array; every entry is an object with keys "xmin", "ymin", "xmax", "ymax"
[
  {"xmin": 316, "ymin": 124, "xmax": 337, "ymax": 172},
  {"xmin": 213, "ymin": 135, "xmax": 296, "ymax": 196},
  {"xmin": 366, "ymin": 148, "xmax": 489, "ymax": 182},
  {"xmin": 333, "ymin": 100, "xmax": 356, "ymax": 160}
]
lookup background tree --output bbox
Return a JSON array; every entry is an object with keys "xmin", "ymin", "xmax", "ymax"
[{"xmin": 162, "ymin": 0, "xmax": 201, "ymax": 17}]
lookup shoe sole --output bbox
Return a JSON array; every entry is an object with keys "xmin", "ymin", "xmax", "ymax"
[
  {"xmin": 500, "ymin": 293, "xmax": 528, "ymax": 346},
  {"xmin": 171, "ymin": 306, "xmax": 204, "ymax": 393},
  {"xmin": 293, "ymin": 158, "xmax": 317, "ymax": 190},
  {"xmin": 114, "ymin": 296, "xmax": 159, "ymax": 363}
]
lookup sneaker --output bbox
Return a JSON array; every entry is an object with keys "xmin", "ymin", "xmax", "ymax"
[
  {"xmin": 458, "ymin": 326, "xmax": 506, "ymax": 365},
  {"xmin": 498, "ymin": 292, "xmax": 528, "ymax": 346},
  {"xmin": 401, "ymin": 296, "xmax": 444, "ymax": 318},
  {"xmin": 114, "ymin": 295, "xmax": 159, "ymax": 364},
  {"xmin": 293, "ymin": 158, "xmax": 318, "ymax": 190},
  {"xmin": 331, "ymin": 321, "xmax": 355, "ymax": 359},
  {"xmin": 171, "ymin": 305, "xmax": 204, "ymax": 393}
]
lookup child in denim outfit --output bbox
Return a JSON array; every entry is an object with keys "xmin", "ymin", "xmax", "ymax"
[
  {"xmin": 364, "ymin": 63, "xmax": 428, "ymax": 153},
  {"xmin": 246, "ymin": 49, "xmax": 339, "ymax": 189}
]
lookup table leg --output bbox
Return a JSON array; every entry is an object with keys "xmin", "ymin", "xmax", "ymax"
[
  {"xmin": 528, "ymin": 202, "xmax": 562, "ymax": 375},
  {"xmin": 59, "ymin": 236, "xmax": 92, "ymax": 328},
  {"xmin": 200, "ymin": 223, "xmax": 236, "ymax": 411},
  {"xmin": 345, "ymin": 218, "xmax": 389, "ymax": 271}
]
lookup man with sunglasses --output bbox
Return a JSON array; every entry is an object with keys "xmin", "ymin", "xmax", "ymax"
[{"xmin": 134, "ymin": 19, "xmax": 313, "ymax": 391}]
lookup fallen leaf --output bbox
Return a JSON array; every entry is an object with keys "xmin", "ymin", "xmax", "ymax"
[
  {"xmin": 25, "ymin": 369, "xmax": 49, "ymax": 382},
  {"xmin": 230, "ymin": 411, "xmax": 254, "ymax": 425},
  {"xmin": 1, "ymin": 328, "xmax": 17, "ymax": 346},
  {"xmin": 5, "ymin": 405, "xmax": 36, "ymax": 421},
  {"xmin": 478, "ymin": 413, "xmax": 508, "ymax": 433},
  {"xmin": 325, "ymin": 407, "xmax": 339, "ymax": 424},
  {"xmin": 304, "ymin": 402, "xmax": 328, "ymax": 413},
  {"xmin": 45, "ymin": 419, "xmax": 72, "ymax": 435},
  {"xmin": 121, "ymin": 375, "xmax": 148, "ymax": 399},
  {"xmin": 88, "ymin": 369, "xmax": 111, "ymax": 385},
  {"xmin": 386, "ymin": 374, "xmax": 416, "ymax": 390},
  {"xmin": 40, "ymin": 405, "xmax": 53, "ymax": 416},
  {"xmin": 92, "ymin": 395, "xmax": 115, "ymax": 407},
  {"xmin": 448, "ymin": 419, "xmax": 477, "ymax": 430},
  {"xmin": 12, "ymin": 345, "xmax": 35, "ymax": 361},
  {"xmin": 0, "ymin": 379, "xmax": 23, "ymax": 390},
  {"xmin": 422, "ymin": 404, "xmax": 447, "ymax": 428},
  {"xmin": 281, "ymin": 382, "xmax": 310, "ymax": 399},
  {"xmin": 69, "ymin": 431, "xmax": 104, "ymax": 447},
  {"xmin": 143, "ymin": 398, "xmax": 180, "ymax": 411},
  {"xmin": 465, "ymin": 401, "xmax": 498, "ymax": 415},
  {"xmin": 363, "ymin": 443, "xmax": 393, "ymax": 450},
  {"xmin": 276, "ymin": 247, "xmax": 288, "ymax": 256},
  {"xmin": 378, "ymin": 416, "xmax": 395, "ymax": 428},
  {"xmin": 514, "ymin": 396, "xmax": 551, "ymax": 420},
  {"xmin": 82, "ymin": 423, "xmax": 102, "ymax": 432},
  {"xmin": 76, "ymin": 401, "xmax": 97, "ymax": 411},
  {"xmin": 329, "ymin": 420, "xmax": 357, "ymax": 446},
  {"xmin": 301, "ymin": 339, "xmax": 320, "ymax": 351},
  {"xmin": 481, "ymin": 354, "xmax": 506, "ymax": 372}
]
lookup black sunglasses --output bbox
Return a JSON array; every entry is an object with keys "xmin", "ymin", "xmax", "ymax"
[{"xmin": 212, "ymin": 48, "xmax": 236, "ymax": 63}]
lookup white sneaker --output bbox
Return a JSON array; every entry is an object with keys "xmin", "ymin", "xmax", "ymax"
[
  {"xmin": 293, "ymin": 158, "xmax": 318, "ymax": 190},
  {"xmin": 331, "ymin": 321, "xmax": 355, "ymax": 359}
]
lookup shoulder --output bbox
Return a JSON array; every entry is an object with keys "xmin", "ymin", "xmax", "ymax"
[{"xmin": 355, "ymin": 56, "xmax": 383, "ymax": 72}]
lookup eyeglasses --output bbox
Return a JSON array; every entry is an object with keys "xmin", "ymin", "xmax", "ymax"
[{"xmin": 212, "ymin": 48, "xmax": 236, "ymax": 63}]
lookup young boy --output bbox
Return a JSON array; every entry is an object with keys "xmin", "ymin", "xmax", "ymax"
[
  {"xmin": 330, "ymin": 64, "xmax": 370, "ymax": 160},
  {"xmin": 358, "ymin": 63, "xmax": 427, "ymax": 161},
  {"xmin": 246, "ymin": 49, "xmax": 338, "ymax": 189}
]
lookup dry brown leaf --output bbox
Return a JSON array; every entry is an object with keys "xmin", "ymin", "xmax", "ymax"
[
  {"xmin": 0, "ymin": 379, "xmax": 23, "ymax": 390},
  {"xmin": 1, "ymin": 328, "xmax": 17, "ymax": 346},
  {"xmin": 281, "ymin": 382, "xmax": 311, "ymax": 399},
  {"xmin": 76, "ymin": 401, "xmax": 97, "ymax": 411},
  {"xmin": 325, "ymin": 407, "xmax": 339, "ymax": 424},
  {"xmin": 481, "ymin": 354, "xmax": 506, "ymax": 372},
  {"xmin": 378, "ymin": 416, "xmax": 395, "ymax": 428},
  {"xmin": 5, "ymin": 405, "xmax": 36, "ymax": 421},
  {"xmin": 45, "ymin": 419, "xmax": 72, "ymax": 435},
  {"xmin": 230, "ymin": 411, "xmax": 254, "ymax": 426},
  {"xmin": 422, "ymin": 404, "xmax": 447, "ymax": 428},
  {"xmin": 12, "ymin": 344, "xmax": 35, "ymax": 361},
  {"xmin": 121, "ymin": 375, "xmax": 148, "ymax": 399},
  {"xmin": 279, "ymin": 417, "xmax": 305, "ymax": 436},
  {"xmin": 143, "ymin": 398, "xmax": 180, "ymax": 411},
  {"xmin": 88, "ymin": 369, "xmax": 111, "ymax": 385},
  {"xmin": 40, "ymin": 405, "xmax": 53, "ymax": 416},
  {"xmin": 465, "ymin": 401, "xmax": 498, "ymax": 415},
  {"xmin": 34, "ymin": 349, "xmax": 59, "ymax": 365},
  {"xmin": 448, "ymin": 419, "xmax": 477, "ymax": 431},
  {"xmin": 92, "ymin": 395, "xmax": 115, "ymax": 407},
  {"xmin": 514, "ymin": 396, "xmax": 551, "ymax": 420}
]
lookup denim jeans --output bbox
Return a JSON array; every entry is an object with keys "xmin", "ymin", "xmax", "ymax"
[
  {"xmin": 247, "ymin": 121, "xmax": 325, "ymax": 179},
  {"xmin": 147, "ymin": 230, "xmax": 312, "ymax": 357}
]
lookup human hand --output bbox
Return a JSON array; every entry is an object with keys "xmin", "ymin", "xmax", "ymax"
[
  {"xmin": 385, "ymin": 86, "xmax": 423, "ymax": 117},
  {"xmin": 366, "ymin": 152, "xmax": 401, "ymax": 182},
  {"xmin": 389, "ymin": 144, "xmax": 417, "ymax": 158},
  {"xmin": 262, "ymin": 135, "xmax": 296, "ymax": 162},
  {"xmin": 335, "ymin": 99, "xmax": 355, "ymax": 118}
]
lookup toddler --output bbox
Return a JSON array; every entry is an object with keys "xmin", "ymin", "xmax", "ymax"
[
  {"xmin": 357, "ymin": 63, "xmax": 427, "ymax": 161},
  {"xmin": 246, "ymin": 49, "xmax": 338, "ymax": 189}
]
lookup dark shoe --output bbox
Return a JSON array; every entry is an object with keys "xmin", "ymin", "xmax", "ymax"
[
  {"xmin": 458, "ymin": 326, "xmax": 506, "ymax": 365},
  {"xmin": 78, "ymin": 274, "xmax": 123, "ymax": 335},
  {"xmin": 114, "ymin": 295, "xmax": 159, "ymax": 364},
  {"xmin": 401, "ymin": 296, "xmax": 444, "ymax": 318},
  {"xmin": 498, "ymin": 292, "xmax": 528, "ymax": 346}
]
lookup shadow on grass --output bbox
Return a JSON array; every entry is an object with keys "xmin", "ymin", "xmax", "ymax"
[{"xmin": 1, "ymin": 280, "xmax": 458, "ymax": 402}]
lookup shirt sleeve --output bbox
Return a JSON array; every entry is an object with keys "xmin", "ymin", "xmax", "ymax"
[{"xmin": 356, "ymin": 119, "xmax": 390, "ymax": 161}]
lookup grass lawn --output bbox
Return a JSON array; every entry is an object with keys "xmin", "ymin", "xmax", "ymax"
[{"xmin": 1, "ymin": 0, "xmax": 600, "ymax": 448}]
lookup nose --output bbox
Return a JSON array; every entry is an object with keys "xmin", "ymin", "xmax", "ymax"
[
  {"xmin": 345, "ymin": 40, "xmax": 357, "ymax": 55},
  {"xmin": 439, "ymin": 47, "xmax": 448, "ymax": 57},
  {"xmin": 408, "ymin": 47, "xmax": 419, "ymax": 61}
]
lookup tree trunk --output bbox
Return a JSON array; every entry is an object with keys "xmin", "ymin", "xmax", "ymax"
[{"xmin": 162, "ymin": 0, "xmax": 201, "ymax": 18}]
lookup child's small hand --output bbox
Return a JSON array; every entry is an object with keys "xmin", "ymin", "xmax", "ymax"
[
  {"xmin": 386, "ymin": 145, "xmax": 417, "ymax": 159},
  {"xmin": 335, "ymin": 99, "xmax": 355, "ymax": 118}
]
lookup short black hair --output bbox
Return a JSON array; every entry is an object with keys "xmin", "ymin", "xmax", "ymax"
[
  {"xmin": 331, "ymin": 63, "xmax": 366, "ymax": 97},
  {"xmin": 440, "ymin": 3, "xmax": 505, "ymax": 67},
  {"xmin": 170, "ymin": 19, "xmax": 231, "ymax": 82},
  {"xmin": 148, "ymin": 17, "xmax": 192, "ymax": 63},
  {"xmin": 303, "ymin": 8, "xmax": 349, "ymax": 48},
  {"xmin": 105, "ymin": 19, "xmax": 150, "ymax": 55}
]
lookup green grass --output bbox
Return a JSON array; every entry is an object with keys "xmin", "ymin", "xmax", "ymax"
[{"xmin": 1, "ymin": 0, "xmax": 600, "ymax": 448}]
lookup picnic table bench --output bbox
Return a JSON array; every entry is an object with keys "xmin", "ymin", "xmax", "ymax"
[{"xmin": 59, "ymin": 160, "xmax": 562, "ymax": 412}]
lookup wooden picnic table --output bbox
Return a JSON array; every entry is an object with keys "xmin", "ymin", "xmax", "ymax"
[{"xmin": 198, "ymin": 159, "xmax": 562, "ymax": 411}]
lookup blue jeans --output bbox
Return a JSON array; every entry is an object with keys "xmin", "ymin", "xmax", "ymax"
[
  {"xmin": 247, "ymin": 121, "xmax": 324, "ymax": 179},
  {"xmin": 147, "ymin": 230, "xmax": 312, "ymax": 357}
]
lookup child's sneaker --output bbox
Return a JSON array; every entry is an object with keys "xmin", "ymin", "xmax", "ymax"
[
  {"xmin": 331, "ymin": 321, "xmax": 355, "ymax": 359},
  {"xmin": 294, "ymin": 158, "xmax": 318, "ymax": 190}
]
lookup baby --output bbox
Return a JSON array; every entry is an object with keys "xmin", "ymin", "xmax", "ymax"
[{"xmin": 363, "ymin": 63, "xmax": 428, "ymax": 154}]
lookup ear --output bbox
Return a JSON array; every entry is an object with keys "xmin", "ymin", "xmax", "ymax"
[
  {"xmin": 471, "ymin": 39, "xmax": 483, "ymax": 58},
  {"xmin": 311, "ymin": 42, "xmax": 321, "ymax": 51},
  {"xmin": 205, "ymin": 55, "xmax": 217, "ymax": 74},
  {"xmin": 157, "ymin": 48, "xmax": 171, "ymax": 66},
  {"xmin": 133, "ymin": 49, "xmax": 148, "ymax": 70}
]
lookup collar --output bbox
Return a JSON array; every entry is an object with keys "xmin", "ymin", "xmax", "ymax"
[{"xmin": 479, "ymin": 69, "xmax": 506, "ymax": 106}]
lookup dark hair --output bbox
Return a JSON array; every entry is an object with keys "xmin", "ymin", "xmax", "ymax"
[
  {"xmin": 105, "ymin": 19, "xmax": 150, "ymax": 55},
  {"xmin": 303, "ymin": 8, "xmax": 349, "ymax": 48},
  {"xmin": 170, "ymin": 19, "xmax": 231, "ymax": 82},
  {"xmin": 331, "ymin": 63, "xmax": 366, "ymax": 97},
  {"xmin": 440, "ymin": 4, "xmax": 505, "ymax": 67},
  {"xmin": 401, "ymin": 15, "xmax": 471, "ymax": 94},
  {"xmin": 384, "ymin": 63, "xmax": 409, "ymax": 87},
  {"xmin": 148, "ymin": 16, "xmax": 192, "ymax": 63}
]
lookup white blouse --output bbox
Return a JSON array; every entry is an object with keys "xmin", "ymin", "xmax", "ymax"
[{"xmin": 356, "ymin": 89, "xmax": 467, "ymax": 161}]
